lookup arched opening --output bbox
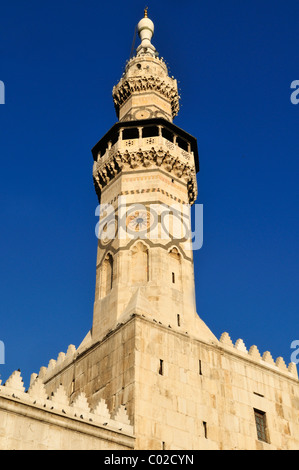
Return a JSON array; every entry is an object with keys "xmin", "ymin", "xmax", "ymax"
[
  {"xmin": 131, "ymin": 242, "xmax": 149, "ymax": 284},
  {"xmin": 168, "ymin": 247, "xmax": 182, "ymax": 290},
  {"xmin": 100, "ymin": 253, "xmax": 113, "ymax": 298}
]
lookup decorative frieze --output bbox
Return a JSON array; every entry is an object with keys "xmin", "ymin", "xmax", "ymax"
[
  {"xmin": 93, "ymin": 146, "xmax": 197, "ymax": 204},
  {"xmin": 112, "ymin": 75, "xmax": 180, "ymax": 119}
]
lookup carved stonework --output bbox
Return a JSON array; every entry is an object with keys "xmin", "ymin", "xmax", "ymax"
[
  {"xmin": 93, "ymin": 147, "xmax": 197, "ymax": 205},
  {"xmin": 112, "ymin": 75, "xmax": 180, "ymax": 119}
]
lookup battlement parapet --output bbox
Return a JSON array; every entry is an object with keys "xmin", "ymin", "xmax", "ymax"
[
  {"xmin": 0, "ymin": 370, "xmax": 133, "ymax": 436},
  {"xmin": 37, "ymin": 344, "xmax": 77, "ymax": 383},
  {"xmin": 219, "ymin": 332, "xmax": 298, "ymax": 379}
]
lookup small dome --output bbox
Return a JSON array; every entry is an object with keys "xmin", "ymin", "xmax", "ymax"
[{"xmin": 136, "ymin": 9, "xmax": 156, "ymax": 56}]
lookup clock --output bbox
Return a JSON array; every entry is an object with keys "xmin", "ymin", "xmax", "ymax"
[
  {"xmin": 133, "ymin": 109, "xmax": 153, "ymax": 120},
  {"xmin": 126, "ymin": 209, "xmax": 154, "ymax": 235}
]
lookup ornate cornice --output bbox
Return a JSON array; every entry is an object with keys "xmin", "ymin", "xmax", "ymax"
[
  {"xmin": 93, "ymin": 146, "xmax": 197, "ymax": 205},
  {"xmin": 112, "ymin": 75, "xmax": 180, "ymax": 119}
]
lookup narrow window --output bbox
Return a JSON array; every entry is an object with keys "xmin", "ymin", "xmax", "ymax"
[
  {"xmin": 169, "ymin": 248, "xmax": 182, "ymax": 291},
  {"xmin": 159, "ymin": 359, "xmax": 164, "ymax": 376},
  {"xmin": 177, "ymin": 314, "xmax": 180, "ymax": 327},
  {"xmin": 199, "ymin": 359, "xmax": 202, "ymax": 375},
  {"xmin": 100, "ymin": 253, "xmax": 113, "ymax": 298},
  {"xmin": 71, "ymin": 379, "xmax": 75, "ymax": 394},
  {"xmin": 203, "ymin": 421, "xmax": 207, "ymax": 439},
  {"xmin": 254, "ymin": 409, "xmax": 268, "ymax": 443},
  {"xmin": 162, "ymin": 441, "xmax": 165, "ymax": 450}
]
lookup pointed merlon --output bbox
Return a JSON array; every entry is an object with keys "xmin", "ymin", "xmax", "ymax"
[
  {"xmin": 262, "ymin": 351, "xmax": 275, "ymax": 366},
  {"xmin": 235, "ymin": 338, "xmax": 247, "ymax": 353},
  {"xmin": 47, "ymin": 359, "xmax": 56, "ymax": 371},
  {"xmin": 219, "ymin": 332, "xmax": 234, "ymax": 347},
  {"xmin": 57, "ymin": 352, "xmax": 66, "ymax": 365},
  {"xmin": 4, "ymin": 370, "xmax": 25, "ymax": 394},
  {"xmin": 66, "ymin": 344, "xmax": 76, "ymax": 358},
  {"xmin": 275, "ymin": 356, "xmax": 288, "ymax": 372},
  {"xmin": 70, "ymin": 392, "xmax": 91, "ymax": 417},
  {"xmin": 50, "ymin": 383, "xmax": 69, "ymax": 407},
  {"xmin": 27, "ymin": 377, "xmax": 48, "ymax": 406},
  {"xmin": 113, "ymin": 404, "xmax": 132, "ymax": 426},
  {"xmin": 93, "ymin": 398, "xmax": 111, "ymax": 420},
  {"xmin": 248, "ymin": 345, "xmax": 262, "ymax": 360}
]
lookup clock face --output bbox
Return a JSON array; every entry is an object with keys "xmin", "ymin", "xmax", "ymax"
[
  {"xmin": 133, "ymin": 109, "xmax": 152, "ymax": 120},
  {"xmin": 126, "ymin": 209, "xmax": 153, "ymax": 235}
]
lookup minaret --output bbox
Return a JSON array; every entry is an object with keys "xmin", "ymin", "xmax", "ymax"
[{"xmin": 91, "ymin": 10, "xmax": 216, "ymax": 343}]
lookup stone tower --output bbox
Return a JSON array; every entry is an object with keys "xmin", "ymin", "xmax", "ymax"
[
  {"xmin": 91, "ymin": 9, "xmax": 215, "ymax": 345},
  {"xmin": 1, "ymin": 10, "xmax": 298, "ymax": 451}
]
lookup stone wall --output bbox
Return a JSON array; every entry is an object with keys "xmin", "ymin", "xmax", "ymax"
[
  {"xmin": 133, "ymin": 316, "xmax": 299, "ymax": 450},
  {"xmin": 0, "ymin": 370, "xmax": 134, "ymax": 450},
  {"xmin": 25, "ymin": 314, "xmax": 299, "ymax": 450}
]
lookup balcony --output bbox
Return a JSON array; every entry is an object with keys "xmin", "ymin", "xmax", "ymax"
[{"xmin": 97, "ymin": 125, "xmax": 193, "ymax": 166}]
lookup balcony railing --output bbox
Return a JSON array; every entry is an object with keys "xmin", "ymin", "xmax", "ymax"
[{"xmin": 98, "ymin": 135, "xmax": 193, "ymax": 164}]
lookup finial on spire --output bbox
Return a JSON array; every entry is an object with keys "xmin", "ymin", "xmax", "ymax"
[{"xmin": 137, "ymin": 8, "xmax": 155, "ymax": 57}]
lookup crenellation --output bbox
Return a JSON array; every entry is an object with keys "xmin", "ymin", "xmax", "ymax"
[
  {"xmin": 57, "ymin": 352, "xmax": 66, "ymax": 365},
  {"xmin": 37, "ymin": 344, "xmax": 78, "ymax": 384},
  {"xmin": 27, "ymin": 376, "xmax": 48, "ymax": 406},
  {"xmin": 70, "ymin": 392, "xmax": 91, "ymax": 418},
  {"xmin": 276, "ymin": 357, "xmax": 288, "ymax": 373},
  {"xmin": 50, "ymin": 383, "xmax": 69, "ymax": 410},
  {"xmin": 235, "ymin": 338, "xmax": 248, "ymax": 353},
  {"xmin": 248, "ymin": 345, "xmax": 262, "ymax": 360},
  {"xmin": 218, "ymin": 332, "xmax": 298, "ymax": 380},
  {"xmin": 262, "ymin": 350, "xmax": 276, "ymax": 366},
  {"xmin": 47, "ymin": 359, "xmax": 56, "ymax": 371},
  {"xmin": 219, "ymin": 332, "xmax": 234, "ymax": 347},
  {"xmin": 3, "ymin": 370, "xmax": 26, "ymax": 395},
  {"xmin": 0, "ymin": 369, "xmax": 133, "ymax": 438}
]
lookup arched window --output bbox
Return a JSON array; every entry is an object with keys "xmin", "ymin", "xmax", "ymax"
[
  {"xmin": 131, "ymin": 242, "xmax": 149, "ymax": 284},
  {"xmin": 100, "ymin": 253, "xmax": 113, "ymax": 297},
  {"xmin": 168, "ymin": 247, "xmax": 182, "ymax": 290}
]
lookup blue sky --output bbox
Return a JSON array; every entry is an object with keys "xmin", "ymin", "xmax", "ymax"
[{"xmin": 0, "ymin": 0, "xmax": 298, "ymax": 387}]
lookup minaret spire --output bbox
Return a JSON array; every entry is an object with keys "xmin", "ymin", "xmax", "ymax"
[{"xmin": 112, "ymin": 10, "xmax": 180, "ymax": 122}]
